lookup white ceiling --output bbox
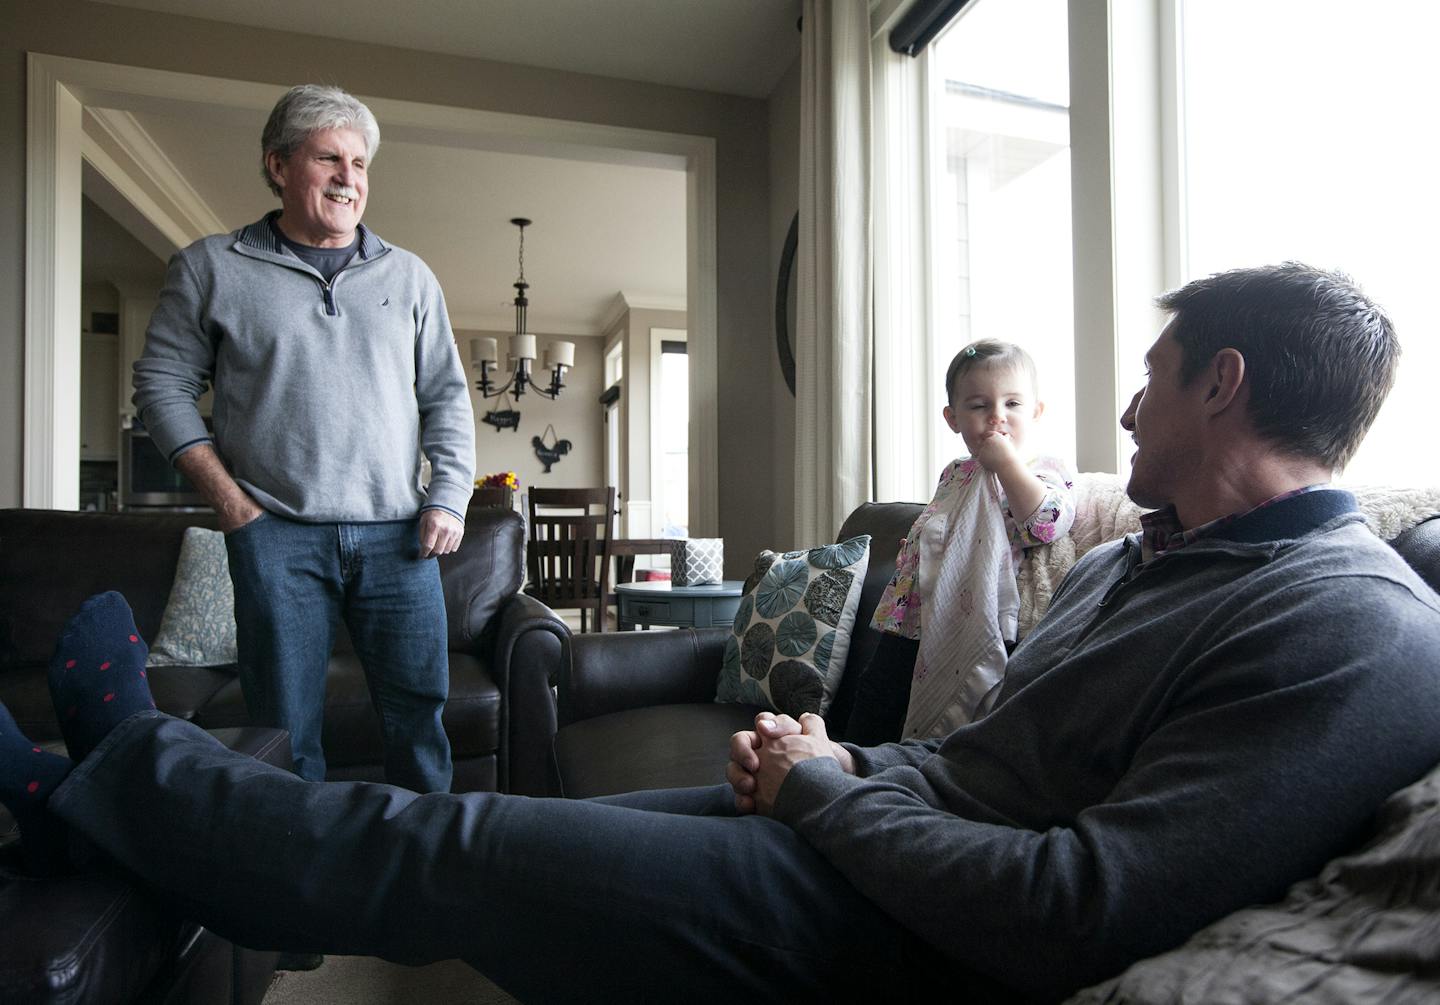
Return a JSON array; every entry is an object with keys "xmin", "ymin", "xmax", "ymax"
[
  {"xmin": 91, "ymin": 0, "xmax": 801, "ymax": 99},
  {"xmin": 81, "ymin": 0, "xmax": 801, "ymax": 336}
]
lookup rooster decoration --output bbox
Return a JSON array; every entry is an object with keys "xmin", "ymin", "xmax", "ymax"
[{"xmin": 532, "ymin": 425, "xmax": 571, "ymax": 473}]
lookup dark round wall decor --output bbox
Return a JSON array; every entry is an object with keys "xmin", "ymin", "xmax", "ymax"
[{"xmin": 774, "ymin": 212, "xmax": 798, "ymax": 396}]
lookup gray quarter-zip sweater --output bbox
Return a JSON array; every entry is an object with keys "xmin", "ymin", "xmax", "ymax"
[
  {"xmin": 774, "ymin": 490, "xmax": 1440, "ymax": 1000},
  {"xmin": 132, "ymin": 212, "xmax": 475, "ymax": 522}
]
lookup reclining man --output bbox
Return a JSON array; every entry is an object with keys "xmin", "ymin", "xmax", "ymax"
[{"xmin": 3, "ymin": 263, "xmax": 1439, "ymax": 1002}]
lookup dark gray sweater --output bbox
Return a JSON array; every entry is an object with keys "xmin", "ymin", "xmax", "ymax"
[{"xmin": 773, "ymin": 490, "xmax": 1440, "ymax": 999}]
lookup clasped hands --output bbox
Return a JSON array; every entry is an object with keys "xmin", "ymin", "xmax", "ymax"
[{"xmin": 726, "ymin": 711, "xmax": 855, "ymax": 815}]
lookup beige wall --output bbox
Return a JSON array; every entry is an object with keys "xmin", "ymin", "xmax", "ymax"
[
  {"xmin": 0, "ymin": 0, "xmax": 783, "ymax": 565},
  {"xmin": 459, "ymin": 330, "xmax": 605, "ymax": 493}
]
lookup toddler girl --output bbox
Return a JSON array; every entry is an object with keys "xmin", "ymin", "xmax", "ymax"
[{"xmin": 848, "ymin": 339, "xmax": 1075, "ymax": 742}]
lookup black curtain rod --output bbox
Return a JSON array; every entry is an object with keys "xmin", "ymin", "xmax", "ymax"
[{"xmin": 889, "ymin": 0, "xmax": 976, "ymax": 56}]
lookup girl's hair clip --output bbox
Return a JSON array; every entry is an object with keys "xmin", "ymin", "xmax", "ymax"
[{"xmin": 964, "ymin": 346, "xmax": 978, "ymax": 358}]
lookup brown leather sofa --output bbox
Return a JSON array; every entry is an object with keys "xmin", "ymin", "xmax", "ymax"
[
  {"xmin": 0, "ymin": 504, "xmax": 567, "ymax": 1003},
  {"xmin": 0, "ymin": 505, "xmax": 567, "ymax": 794},
  {"xmin": 545, "ymin": 502, "xmax": 920, "ymax": 798}
]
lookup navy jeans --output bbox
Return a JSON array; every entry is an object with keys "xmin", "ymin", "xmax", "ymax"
[
  {"xmin": 51, "ymin": 714, "xmax": 973, "ymax": 1003},
  {"xmin": 224, "ymin": 514, "xmax": 452, "ymax": 791}
]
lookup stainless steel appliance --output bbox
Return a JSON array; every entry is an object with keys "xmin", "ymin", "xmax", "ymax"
[{"xmin": 118, "ymin": 421, "xmax": 207, "ymax": 509}]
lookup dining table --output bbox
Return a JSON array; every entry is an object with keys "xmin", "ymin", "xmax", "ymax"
[{"xmin": 605, "ymin": 538, "xmax": 675, "ymax": 606}]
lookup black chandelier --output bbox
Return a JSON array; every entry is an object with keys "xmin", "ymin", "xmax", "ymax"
[{"xmin": 469, "ymin": 218, "xmax": 574, "ymax": 400}]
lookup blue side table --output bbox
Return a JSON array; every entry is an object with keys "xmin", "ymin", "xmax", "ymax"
[{"xmin": 615, "ymin": 580, "xmax": 745, "ymax": 631}]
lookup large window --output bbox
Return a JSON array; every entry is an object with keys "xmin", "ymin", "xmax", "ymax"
[
  {"xmin": 1177, "ymin": 1, "xmax": 1438, "ymax": 486},
  {"xmin": 880, "ymin": 0, "xmax": 1435, "ymax": 490},
  {"xmin": 925, "ymin": 0, "xmax": 1074, "ymax": 480}
]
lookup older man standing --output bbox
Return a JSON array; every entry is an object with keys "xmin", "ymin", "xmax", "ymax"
[{"xmin": 132, "ymin": 85, "xmax": 475, "ymax": 793}]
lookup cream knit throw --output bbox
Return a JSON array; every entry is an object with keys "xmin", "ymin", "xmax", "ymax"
[{"xmin": 904, "ymin": 466, "xmax": 1014, "ymax": 740}]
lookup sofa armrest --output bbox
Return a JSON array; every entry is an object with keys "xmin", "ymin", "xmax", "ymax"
[
  {"xmin": 560, "ymin": 627, "xmax": 730, "ymax": 727},
  {"xmin": 1392, "ymin": 514, "xmax": 1440, "ymax": 593},
  {"xmin": 440, "ymin": 507, "xmax": 526, "ymax": 651},
  {"xmin": 486, "ymin": 592, "xmax": 568, "ymax": 795}
]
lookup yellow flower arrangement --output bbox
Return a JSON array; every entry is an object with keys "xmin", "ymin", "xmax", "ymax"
[{"xmin": 476, "ymin": 471, "xmax": 519, "ymax": 490}]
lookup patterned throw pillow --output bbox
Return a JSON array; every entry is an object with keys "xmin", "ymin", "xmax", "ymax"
[
  {"xmin": 147, "ymin": 527, "xmax": 238, "ymax": 668},
  {"xmin": 715, "ymin": 535, "xmax": 870, "ymax": 717}
]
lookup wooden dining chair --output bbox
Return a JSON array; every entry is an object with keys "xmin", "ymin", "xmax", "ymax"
[{"xmin": 525, "ymin": 487, "xmax": 615, "ymax": 633}]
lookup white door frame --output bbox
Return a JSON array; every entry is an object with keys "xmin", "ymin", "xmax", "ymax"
[
  {"xmin": 648, "ymin": 326, "xmax": 687, "ymax": 537},
  {"xmin": 25, "ymin": 52, "xmax": 719, "ymax": 534}
]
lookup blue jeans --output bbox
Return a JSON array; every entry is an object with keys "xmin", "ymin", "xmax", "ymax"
[
  {"xmin": 224, "ymin": 514, "xmax": 452, "ymax": 792},
  {"xmin": 52, "ymin": 714, "xmax": 967, "ymax": 1003}
]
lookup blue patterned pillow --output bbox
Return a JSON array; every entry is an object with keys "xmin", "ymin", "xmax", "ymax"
[
  {"xmin": 147, "ymin": 527, "xmax": 238, "ymax": 668},
  {"xmin": 716, "ymin": 535, "xmax": 870, "ymax": 717}
]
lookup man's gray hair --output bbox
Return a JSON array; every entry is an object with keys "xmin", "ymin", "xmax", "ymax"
[{"xmin": 260, "ymin": 84, "xmax": 381, "ymax": 196}]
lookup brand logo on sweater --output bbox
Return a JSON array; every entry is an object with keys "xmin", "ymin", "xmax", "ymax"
[{"xmin": 380, "ymin": 297, "xmax": 390, "ymax": 307}]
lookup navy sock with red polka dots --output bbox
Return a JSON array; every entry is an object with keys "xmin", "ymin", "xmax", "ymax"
[
  {"xmin": 47, "ymin": 591, "xmax": 157, "ymax": 762},
  {"xmin": 0, "ymin": 700, "xmax": 73, "ymax": 873}
]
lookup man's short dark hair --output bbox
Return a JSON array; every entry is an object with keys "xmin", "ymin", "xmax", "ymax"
[{"xmin": 1158, "ymin": 262, "xmax": 1398, "ymax": 471}]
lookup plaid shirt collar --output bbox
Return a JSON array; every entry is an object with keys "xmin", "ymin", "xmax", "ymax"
[{"xmin": 1139, "ymin": 484, "xmax": 1329, "ymax": 563}]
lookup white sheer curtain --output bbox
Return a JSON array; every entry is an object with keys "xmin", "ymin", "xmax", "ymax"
[
  {"xmin": 794, "ymin": 0, "xmax": 874, "ymax": 545},
  {"xmin": 871, "ymin": 31, "xmax": 935, "ymax": 505}
]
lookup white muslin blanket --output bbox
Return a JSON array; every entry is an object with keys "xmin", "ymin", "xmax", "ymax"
[{"xmin": 904, "ymin": 466, "xmax": 1014, "ymax": 739}]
